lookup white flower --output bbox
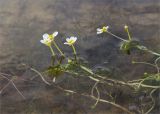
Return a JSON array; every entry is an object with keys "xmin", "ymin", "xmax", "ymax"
[
  {"xmin": 40, "ymin": 31, "xmax": 58, "ymax": 46},
  {"xmin": 124, "ymin": 25, "xmax": 128, "ymax": 30},
  {"xmin": 64, "ymin": 36, "xmax": 77, "ymax": 46},
  {"xmin": 97, "ymin": 26, "xmax": 109, "ymax": 34},
  {"xmin": 40, "ymin": 36, "xmax": 52, "ymax": 46}
]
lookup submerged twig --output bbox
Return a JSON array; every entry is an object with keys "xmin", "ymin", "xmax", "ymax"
[
  {"xmin": 145, "ymin": 89, "xmax": 157, "ymax": 114},
  {"xmin": 52, "ymin": 84, "xmax": 134, "ymax": 114},
  {"xmin": 0, "ymin": 74, "xmax": 25, "ymax": 99},
  {"xmin": 30, "ymin": 68, "xmax": 51, "ymax": 85}
]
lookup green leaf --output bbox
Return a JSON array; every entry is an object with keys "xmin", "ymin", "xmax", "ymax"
[
  {"xmin": 45, "ymin": 65, "xmax": 64, "ymax": 77},
  {"xmin": 120, "ymin": 40, "xmax": 140, "ymax": 55}
]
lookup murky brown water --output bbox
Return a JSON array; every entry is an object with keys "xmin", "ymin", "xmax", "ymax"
[{"xmin": 0, "ymin": 0, "xmax": 160, "ymax": 114}]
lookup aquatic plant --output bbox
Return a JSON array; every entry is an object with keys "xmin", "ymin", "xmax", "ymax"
[
  {"xmin": 39, "ymin": 25, "xmax": 160, "ymax": 114},
  {"xmin": 1, "ymin": 25, "xmax": 159, "ymax": 114}
]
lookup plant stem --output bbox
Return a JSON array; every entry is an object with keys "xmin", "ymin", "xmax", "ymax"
[
  {"xmin": 126, "ymin": 29, "xmax": 132, "ymax": 40},
  {"xmin": 145, "ymin": 89, "xmax": 157, "ymax": 114},
  {"xmin": 132, "ymin": 61, "xmax": 157, "ymax": 69},
  {"xmin": 30, "ymin": 68, "xmax": 51, "ymax": 85},
  {"xmin": 136, "ymin": 46, "xmax": 160, "ymax": 57},
  {"xmin": 107, "ymin": 30, "xmax": 160, "ymax": 57},
  {"xmin": 49, "ymin": 46, "xmax": 55, "ymax": 57},
  {"xmin": 53, "ymin": 84, "xmax": 134, "ymax": 114},
  {"xmin": 53, "ymin": 41, "xmax": 65, "ymax": 56},
  {"xmin": 107, "ymin": 31, "xmax": 128, "ymax": 42},
  {"xmin": 147, "ymin": 50, "xmax": 160, "ymax": 57},
  {"xmin": 71, "ymin": 45, "xmax": 77, "ymax": 60}
]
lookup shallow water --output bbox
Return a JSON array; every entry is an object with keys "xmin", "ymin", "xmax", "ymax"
[{"xmin": 0, "ymin": 0, "xmax": 160, "ymax": 114}]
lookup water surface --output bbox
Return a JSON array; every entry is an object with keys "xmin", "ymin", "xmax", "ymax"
[{"xmin": 0, "ymin": 0, "xmax": 160, "ymax": 114}]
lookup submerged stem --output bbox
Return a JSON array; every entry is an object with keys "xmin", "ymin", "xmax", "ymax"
[
  {"xmin": 132, "ymin": 61, "xmax": 157, "ymax": 69},
  {"xmin": 145, "ymin": 89, "xmax": 157, "ymax": 114}
]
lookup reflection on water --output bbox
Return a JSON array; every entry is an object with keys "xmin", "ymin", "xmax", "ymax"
[{"xmin": 0, "ymin": 0, "xmax": 160, "ymax": 114}]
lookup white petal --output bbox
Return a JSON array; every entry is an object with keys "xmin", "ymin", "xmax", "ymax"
[
  {"xmin": 97, "ymin": 29, "xmax": 102, "ymax": 33},
  {"xmin": 97, "ymin": 28, "xmax": 101, "ymax": 31},
  {"xmin": 40, "ymin": 40, "xmax": 45, "ymax": 44},
  {"xmin": 64, "ymin": 42, "xmax": 70, "ymax": 45},
  {"xmin": 97, "ymin": 31, "xmax": 102, "ymax": 34},
  {"xmin": 43, "ymin": 33, "xmax": 49, "ymax": 40},
  {"xmin": 52, "ymin": 31, "xmax": 58, "ymax": 37},
  {"xmin": 66, "ymin": 38, "xmax": 70, "ymax": 42},
  {"xmin": 72, "ymin": 37, "xmax": 77, "ymax": 41},
  {"xmin": 70, "ymin": 37, "xmax": 74, "ymax": 40},
  {"xmin": 70, "ymin": 36, "xmax": 77, "ymax": 41}
]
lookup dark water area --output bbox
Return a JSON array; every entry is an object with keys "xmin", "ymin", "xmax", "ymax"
[{"xmin": 0, "ymin": 0, "xmax": 160, "ymax": 114}]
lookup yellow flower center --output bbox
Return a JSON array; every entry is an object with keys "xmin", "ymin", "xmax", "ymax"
[
  {"xmin": 102, "ymin": 27, "xmax": 107, "ymax": 32},
  {"xmin": 68, "ymin": 39, "xmax": 75, "ymax": 45},
  {"xmin": 48, "ymin": 34, "xmax": 54, "ymax": 40}
]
